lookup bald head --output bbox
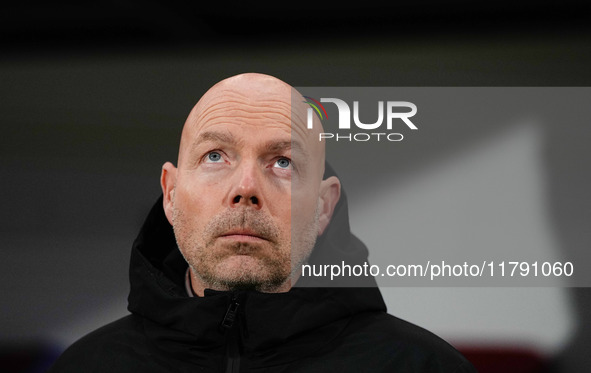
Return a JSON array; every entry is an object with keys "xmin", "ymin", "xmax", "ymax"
[{"xmin": 178, "ymin": 73, "xmax": 326, "ymax": 177}]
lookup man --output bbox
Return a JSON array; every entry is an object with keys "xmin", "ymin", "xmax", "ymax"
[{"xmin": 49, "ymin": 73, "xmax": 477, "ymax": 372}]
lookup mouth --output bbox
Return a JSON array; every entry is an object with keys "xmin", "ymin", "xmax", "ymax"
[{"xmin": 218, "ymin": 229, "xmax": 268, "ymax": 243}]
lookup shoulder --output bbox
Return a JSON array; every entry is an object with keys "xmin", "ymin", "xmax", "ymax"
[
  {"xmin": 47, "ymin": 315, "xmax": 156, "ymax": 373},
  {"xmin": 328, "ymin": 311, "xmax": 478, "ymax": 372}
]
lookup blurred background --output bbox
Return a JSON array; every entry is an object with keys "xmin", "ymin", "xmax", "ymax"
[{"xmin": 1, "ymin": 1, "xmax": 590, "ymax": 372}]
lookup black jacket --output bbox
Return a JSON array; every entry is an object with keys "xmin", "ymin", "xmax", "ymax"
[{"xmin": 49, "ymin": 167, "xmax": 477, "ymax": 373}]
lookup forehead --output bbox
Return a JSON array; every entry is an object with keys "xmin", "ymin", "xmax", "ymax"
[
  {"xmin": 195, "ymin": 90, "xmax": 293, "ymax": 131},
  {"xmin": 179, "ymin": 82, "xmax": 318, "ymax": 160}
]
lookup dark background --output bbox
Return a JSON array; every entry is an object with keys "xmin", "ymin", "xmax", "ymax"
[{"xmin": 1, "ymin": 1, "xmax": 590, "ymax": 372}]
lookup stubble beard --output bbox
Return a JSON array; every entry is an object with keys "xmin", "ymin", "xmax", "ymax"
[{"xmin": 172, "ymin": 203, "xmax": 319, "ymax": 293}]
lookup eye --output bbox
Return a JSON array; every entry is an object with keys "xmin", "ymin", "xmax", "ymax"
[
  {"xmin": 274, "ymin": 157, "xmax": 291, "ymax": 169},
  {"xmin": 205, "ymin": 151, "xmax": 223, "ymax": 163}
]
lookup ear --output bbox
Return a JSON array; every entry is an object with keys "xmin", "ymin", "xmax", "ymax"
[
  {"xmin": 317, "ymin": 176, "xmax": 341, "ymax": 236},
  {"xmin": 161, "ymin": 162, "xmax": 178, "ymax": 225}
]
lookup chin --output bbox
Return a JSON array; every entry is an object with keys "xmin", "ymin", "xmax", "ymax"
[
  {"xmin": 210, "ymin": 255, "xmax": 289, "ymax": 292},
  {"xmin": 217, "ymin": 254, "xmax": 266, "ymax": 270}
]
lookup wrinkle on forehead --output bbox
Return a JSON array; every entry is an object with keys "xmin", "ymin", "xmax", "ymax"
[{"xmin": 196, "ymin": 98, "xmax": 293, "ymax": 129}]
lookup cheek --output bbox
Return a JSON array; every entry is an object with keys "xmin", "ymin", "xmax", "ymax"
[
  {"xmin": 172, "ymin": 187, "xmax": 213, "ymax": 238},
  {"xmin": 291, "ymin": 187, "xmax": 319, "ymax": 215},
  {"xmin": 290, "ymin": 192, "xmax": 320, "ymax": 233},
  {"xmin": 174, "ymin": 175, "xmax": 221, "ymax": 213}
]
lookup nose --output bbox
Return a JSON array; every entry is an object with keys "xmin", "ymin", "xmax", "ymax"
[{"xmin": 230, "ymin": 161, "xmax": 263, "ymax": 209}]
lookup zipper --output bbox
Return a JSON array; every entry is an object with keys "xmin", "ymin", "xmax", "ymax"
[
  {"xmin": 221, "ymin": 296, "xmax": 240, "ymax": 329},
  {"xmin": 221, "ymin": 294, "xmax": 241, "ymax": 373}
]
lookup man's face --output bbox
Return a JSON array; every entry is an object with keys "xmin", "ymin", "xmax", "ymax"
[{"xmin": 161, "ymin": 74, "xmax": 338, "ymax": 294}]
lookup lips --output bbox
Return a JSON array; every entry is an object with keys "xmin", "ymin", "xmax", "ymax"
[{"xmin": 219, "ymin": 228, "xmax": 268, "ymax": 242}]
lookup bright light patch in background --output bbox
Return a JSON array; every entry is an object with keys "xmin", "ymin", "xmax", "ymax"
[{"xmin": 349, "ymin": 121, "xmax": 574, "ymax": 353}]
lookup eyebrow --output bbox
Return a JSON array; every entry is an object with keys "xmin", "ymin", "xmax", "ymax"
[
  {"xmin": 195, "ymin": 131, "xmax": 237, "ymax": 146},
  {"xmin": 191, "ymin": 130, "xmax": 308, "ymax": 158},
  {"xmin": 265, "ymin": 140, "xmax": 295, "ymax": 153}
]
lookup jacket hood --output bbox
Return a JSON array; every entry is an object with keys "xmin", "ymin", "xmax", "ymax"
[{"xmin": 127, "ymin": 163, "xmax": 386, "ymax": 366}]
